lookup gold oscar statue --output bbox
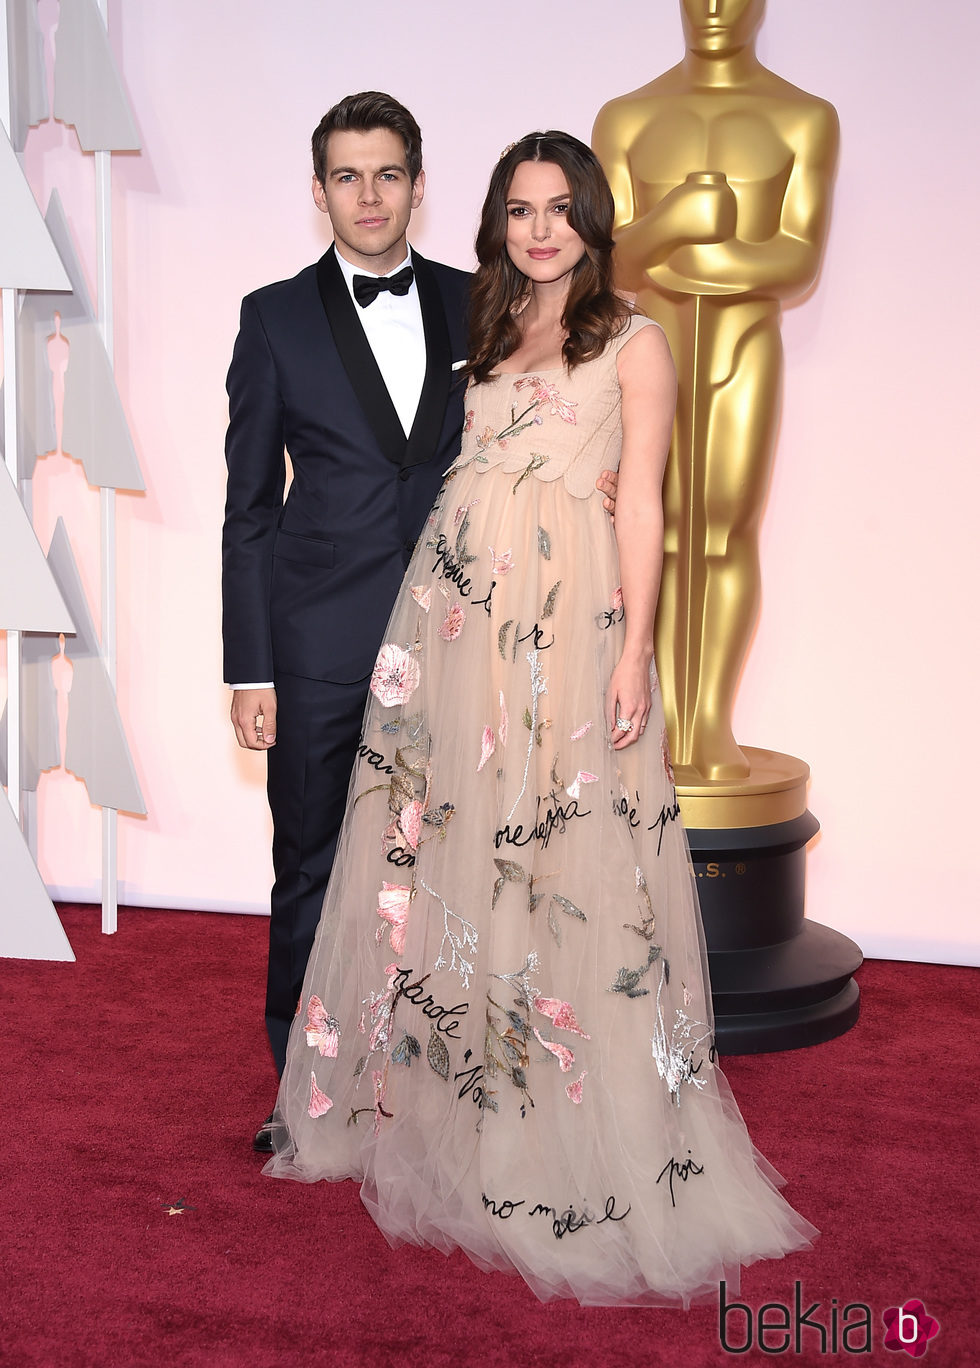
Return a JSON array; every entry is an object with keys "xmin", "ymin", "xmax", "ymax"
[{"xmin": 593, "ymin": 0, "xmax": 839, "ymax": 828}]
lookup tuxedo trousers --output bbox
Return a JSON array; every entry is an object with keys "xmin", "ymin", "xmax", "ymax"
[{"xmin": 265, "ymin": 670, "xmax": 370, "ymax": 1075}]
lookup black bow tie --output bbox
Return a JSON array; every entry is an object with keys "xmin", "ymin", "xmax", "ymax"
[{"xmin": 352, "ymin": 265, "xmax": 414, "ymax": 307}]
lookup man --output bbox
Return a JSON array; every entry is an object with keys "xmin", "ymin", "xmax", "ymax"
[{"xmin": 223, "ymin": 93, "xmax": 616, "ymax": 1150}]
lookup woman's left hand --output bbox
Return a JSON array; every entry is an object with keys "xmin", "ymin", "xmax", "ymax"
[{"xmin": 606, "ymin": 656, "xmax": 652, "ymax": 750}]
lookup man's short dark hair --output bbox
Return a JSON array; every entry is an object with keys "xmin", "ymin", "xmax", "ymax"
[{"xmin": 312, "ymin": 92, "xmax": 423, "ymax": 186}]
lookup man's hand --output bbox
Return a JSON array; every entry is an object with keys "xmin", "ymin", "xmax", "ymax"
[
  {"xmin": 231, "ymin": 687, "xmax": 277, "ymax": 750},
  {"xmin": 596, "ymin": 468, "xmax": 620, "ymax": 516}
]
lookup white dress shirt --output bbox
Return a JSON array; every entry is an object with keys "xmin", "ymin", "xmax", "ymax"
[{"xmin": 231, "ymin": 247, "xmax": 427, "ymax": 692}]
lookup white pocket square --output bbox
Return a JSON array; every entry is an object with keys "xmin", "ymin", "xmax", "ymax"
[{"xmin": 451, "ymin": 359, "xmax": 468, "ymax": 371}]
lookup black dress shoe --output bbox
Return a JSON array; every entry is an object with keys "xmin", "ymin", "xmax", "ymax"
[{"xmin": 253, "ymin": 1113, "xmax": 275, "ymax": 1154}]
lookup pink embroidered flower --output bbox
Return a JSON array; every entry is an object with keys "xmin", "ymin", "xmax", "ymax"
[
  {"xmin": 565, "ymin": 1071, "xmax": 587, "ymax": 1104},
  {"xmin": 370, "ymin": 644, "xmax": 421, "ymax": 708},
  {"xmin": 377, "ymin": 882, "xmax": 411, "ymax": 954},
  {"xmin": 488, "ymin": 546, "xmax": 515, "ymax": 575},
  {"xmin": 477, "ymin": 425, "xmax": 497, "ymax": 450},
  {"xmin": 570, "ymin": 721, "xmax": 593, "ymax": 741},
  {"xmin": 309, "ymin": 1071, "xmax": 333, "ymax": 1118},
  {"xmin": 477, "ymin": 726, "xmax": 496, "ymax": 773},
  {"xmin": 533, "ymin": 1028, "xmax": 575, "ymax": 1073},
  {"xmin": 534, "ymin": 995, "xmax": 591, "ymax": 1039},
  {"xmin": 611, "ymin": 586, "xmax": 624, "ymax": 611},
  {"xmin": 463, "ymin": 410, "xmax": 475, "ymax": 433},
  {"xmin": 410, "ymin": 585, "xmax": 432, "ymax": 612},
  {"xmin": 499, "ymin": 690, "xmax": 509, "ymax": 747},
  {"xmin": 566, "ymin": 770, "xmax": 598, "ymax": 801},
  {"xmin": 304, "ymin": 996, "xmax": 340, "ymax": 1057},
  {"xmin": 661, "ymin": 726, "xmax": 675, "ymax": 784},
  {"xmin": 399, "ymin": 800, "xmax": 423, "ymax": 851},
  {"xmin": 437, "ymin": 601, "xmax": 466, "ymax": 642},
  {"xmin": 515, "ymin": 376, "xmax": 578, "ymax": 424}
]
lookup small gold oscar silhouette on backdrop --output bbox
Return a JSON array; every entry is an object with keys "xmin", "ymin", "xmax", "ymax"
[{"xmin": 594, "ymin": 0, "xmax": 861, "ymax": 1050}]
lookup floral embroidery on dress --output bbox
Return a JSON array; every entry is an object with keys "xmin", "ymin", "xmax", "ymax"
[
  {"xmin": 371, "ymin": 644, "xmax": 421, "ymax": 708},
  {"xmin": 533, "ymin": 1028, "xmax": 575, "ymax": 1073},
  {"xmin": 610, "ymin": 943, "xmax": 661, "ymax": 998},
  {"xmin": 499, "ymin": 690, "xmax": 509, "ymax": 746},
  {"xmin": 477, "ymin": 726, "xmax": 496, "ymax": 773},
  {"xmin": 309, "ymin": 1071, "xmax": 333, "ymax": 1118},
  {"xmin": 437, "ymin": 601, "xmax": 466, "ymax": 642},
  {"xmin": 565, "ymin": 770, "xmax": 598, "ymax": 801},
  {"xmin": 410, "ymin": 585, "xmax": 432, "ymax": 612},
  {"xmin": 376, "ymin": 882, "xmax": 411, "ymax": 954},
  {"xmin": 651, "ymin": 962, "xmax": 712, "ymax": 1105},
  {"xmin": 489, "ymin": 546, "xmax": 515, "ymax": 574},
  {"xmin": 305, "ymin": 996, "xmax": 341, "ymax": 1057},
  {"xmin": 660, "ymin": 727, "xmax": 675, "ymax": 784},
  {"xmin": 398, "ymin": 799, "xmax": 424, "ymax": 851},
  {"xmin": 391, "ymin": 1032, "xmax": 422, "ymax": 1067},
  {"xmin": 514, "ymin": 375, "xmax": 578, "ymax": 425},
  {"xmin": 570, "ymin": 721, "xmax": 593, "ymax": 741},
  {"xmin": 537, "ymin": 526, "xmax": 552, "ymax": 560},
  {"xmin": 565, "ymin": 1071, "xmax": 587, "ymax": 1104},
  {"xmin": 533, "ymin": 995, "xmax": 591, "ymax": 1039}
]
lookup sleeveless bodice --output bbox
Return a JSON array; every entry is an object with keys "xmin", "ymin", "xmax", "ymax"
[{"xmin": 451, "ymin": 314, "xmax": 661, "ymax": 499}]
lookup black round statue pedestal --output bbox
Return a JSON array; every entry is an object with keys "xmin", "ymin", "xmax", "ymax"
[{"xmin": 686, "ymin": 812, "xmax": 863, "ymax": 1055}]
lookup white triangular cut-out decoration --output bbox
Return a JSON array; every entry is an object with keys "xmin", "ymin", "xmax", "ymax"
[
  {"xmin": 63, "ymin": 655, "xmax": 145, "ymax": 813},
  {"xmin": 46, "ymin": 521, "xmax": 146, "ymax": 814},
  {"xmin": 38, "ymin": 190, "xmax": 95, "ymax": 326},
  {"xmin": 0, "ymin": 469, "xmax": 76, "ymax": 631},
  {"xmin": 0, "ymin": 126, "xmax": 72, "ymax": 289},
  {"xmin": 60, "ymin": 321, "xmax": 144, "ymax": 491},
  {"xmin": 0, "ymin": 631, "xmax": 62, "ymax": 790},
  {"xmin": 0, "ymin": 797, "xmax": 75, "ymax": 961},
  {"xmin": 0, "ymin": 295, "xmax": 57, "ymax": 480},
  {"xmin": 52, "ymin": 0, "xmax": 140, "ymax": 152},
  {"xmin": 6, "ymin": 0, "xmax": 50, "ymax": 152}
]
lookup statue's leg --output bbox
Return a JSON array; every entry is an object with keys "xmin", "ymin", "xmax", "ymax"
[{"xmin": 692, "ymin": 306, "xmax": 782, "ymax": 780}]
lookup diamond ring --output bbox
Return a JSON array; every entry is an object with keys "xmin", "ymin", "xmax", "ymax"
[{"xmin": 616, "ymin": 717, "xmax": 633, "ymax": 734}]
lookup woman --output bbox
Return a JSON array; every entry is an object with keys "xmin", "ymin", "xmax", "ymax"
[{"xmin": 265, "ymin": 131, "xmax": 816, "ymax": 1306}]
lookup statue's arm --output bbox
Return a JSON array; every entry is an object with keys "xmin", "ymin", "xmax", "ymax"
[
  {"xmin": 660, "ymin": 103, "xmax": 840, "ymax": 298},
  {"xmin": 593, "ymin": 106, "xmax": 736, "ymax": 288}
]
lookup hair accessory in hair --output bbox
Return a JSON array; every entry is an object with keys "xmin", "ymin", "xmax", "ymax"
[{"xmin": 498, "ymin": 141, "xmax": 518, "ymax": 161}]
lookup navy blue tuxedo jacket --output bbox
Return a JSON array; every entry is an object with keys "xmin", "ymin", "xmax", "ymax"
[{"xmin": 222, "ymin": 245, "xmax": 470, "ymax": 685}]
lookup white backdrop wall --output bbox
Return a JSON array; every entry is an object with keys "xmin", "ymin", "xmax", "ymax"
[{"xmin": 6, "ymin": 0, "xmax": 978, "ymax": 964}]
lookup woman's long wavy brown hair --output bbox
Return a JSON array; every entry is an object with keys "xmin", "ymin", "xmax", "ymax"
[{"xmin": 465, "ymin": 131, "xmax": 631, "ymax": 384}]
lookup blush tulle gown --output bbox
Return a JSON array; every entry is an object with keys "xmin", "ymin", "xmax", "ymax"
[{"xmin": 264, "ymin": 314, "xmax": 817, "ymax": 1306}]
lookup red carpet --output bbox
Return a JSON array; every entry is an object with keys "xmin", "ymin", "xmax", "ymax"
[{"xmin": 1, "ymin": 906, "xmax": 974, "ymax": 1367}]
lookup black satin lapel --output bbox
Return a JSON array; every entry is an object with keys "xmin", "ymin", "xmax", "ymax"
[
  {"xmin": 403, "ymin": 251, "xmax": 452, "ymax": 471},
  {"xmin": 315, "ymin": 248, "xmax": 406, "ymax": 467}
]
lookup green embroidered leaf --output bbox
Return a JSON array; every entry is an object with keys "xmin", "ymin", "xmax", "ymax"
[
  {"xmin": 493, "ymin": 858, "xmax": 527, "ymax": 883},
  {"xmin": 522, "ymin": 707, "xmax": 533, "ymax": 731},
  {"xmin": 391, "ymin": 1033, "xmax": 421, "ymax": 1067},
  {"xmin": 541, "ymin": 580, "xmax": 562, "ymax": 619},
  {"xmin": 528, "ymin": 891, "xmax": 545, "ymax": 914},
  {"xmin": 427, "ymin": 1027, "xmax": 450, "ymax": 1080},
  {"xmin": 352, "ymin": 1055, "xmax": 368, "ymax": 1080},
  {"xmin": 492, "ymin": 876, "xmax": 505, "ymax": 909},
  {"xmin": 498, "ymin": 619, "xmax": 514, "ymax": 659},
  {"xmin": 537, "ymin": 526, "xmax": 551, "ymax": 560},
  {"xmin": 552, "ymin": 894, "xmax": 587, "ymax": 922},
  {"xmin": 547, "ymin": 903, "xmax": 562, "ymax": 947},
  {"xmin": 501, "ymin": 1037, "xmax": 523, "ymax": 1066}
]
